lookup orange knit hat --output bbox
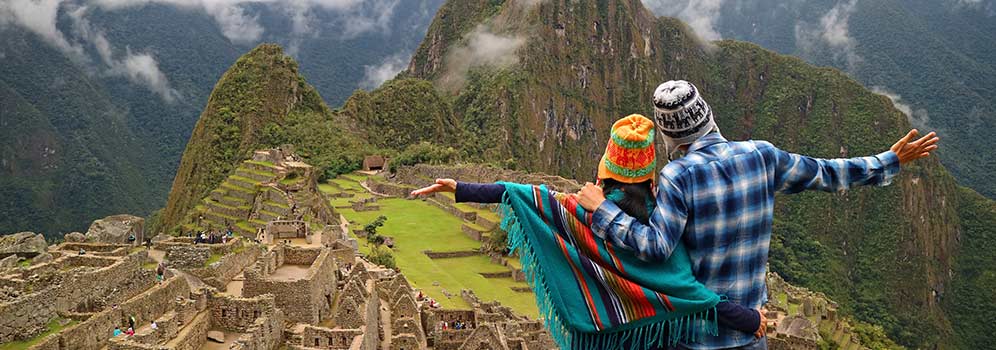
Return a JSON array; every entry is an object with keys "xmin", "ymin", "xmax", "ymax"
[{"xmin": 597, "ymin": 114, "xmax": 657, "ymax": 184}]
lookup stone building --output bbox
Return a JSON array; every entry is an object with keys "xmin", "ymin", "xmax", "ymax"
[{"xmin": 243, "ymin": 245, "xmax": 337, "ymax": 324}]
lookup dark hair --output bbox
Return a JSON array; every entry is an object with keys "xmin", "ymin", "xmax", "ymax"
[{"xmin": 600, "ymin": 178, "xmax": 654, "ymax": 224}]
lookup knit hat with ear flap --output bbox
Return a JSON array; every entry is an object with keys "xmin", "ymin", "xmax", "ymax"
[
  {"xmin": 652, "ymin": 80, "xmax": 719, "ymax": 159},
  {"xmin": 597, "ymin": 114, "xmax": 657, "ymax": 184}
]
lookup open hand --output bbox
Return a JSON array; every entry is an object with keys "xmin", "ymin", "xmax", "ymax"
[
  {"xmin": 410, "ymin": 178, "xmax": 457, "ymax": 197},
  {"xmin": 891, "ymin": 129, "xmax": 939, "ymax": 164},
  {"xmin": 576, "ymin": 182, "xmax": 606, "ymax": 212}
]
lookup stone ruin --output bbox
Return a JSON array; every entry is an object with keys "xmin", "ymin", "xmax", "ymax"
[
  {"xmin": 242, "ymin": 245, "xmax": 336, "ymax": 324},
  {"xmin": 177, "ymin": 148, "xmax": 337, "ymax": 239}
]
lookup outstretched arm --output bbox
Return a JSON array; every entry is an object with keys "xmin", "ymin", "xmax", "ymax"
[
  {"xmin": 410, "ymin": 179, "xmax": 507, "ymax": 203},
  {"xmin": 577, "ymin": 179, "xmax": 687, "ymax": 262},
  {"xmin": 760, "ymin": 130, "xmax": 938, "ymax": 194}
]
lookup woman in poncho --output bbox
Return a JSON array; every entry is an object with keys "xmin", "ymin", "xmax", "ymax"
[{"xmin": 411, "ymin": 115, "xmax": 763, "ymax": 350}]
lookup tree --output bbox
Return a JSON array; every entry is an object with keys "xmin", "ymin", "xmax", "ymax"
[{"xmin": 364, "ymin": 215, "xmax": 388, "ymax": 247}]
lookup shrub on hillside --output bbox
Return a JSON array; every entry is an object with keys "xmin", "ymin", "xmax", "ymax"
[
  {"xmin": 367, "ymin": 246, "xmax": 397, "ymax": 270},
  {"xmin": 388, "ymin": 142, "xmax": 457, "ymax": 173}
]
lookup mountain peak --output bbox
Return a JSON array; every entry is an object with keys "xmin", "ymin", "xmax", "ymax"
[{"xmin": 159, "ymin": 43, "xmax": 328, "ymax": 232}]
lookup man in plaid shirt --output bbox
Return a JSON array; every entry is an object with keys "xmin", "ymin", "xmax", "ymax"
[{"xmin": 577, "ymin": 80, "xmax": 939, "ymax": 349}]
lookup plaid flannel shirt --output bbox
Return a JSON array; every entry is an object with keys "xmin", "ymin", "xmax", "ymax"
[{"xmin": 591, "ymin": 132, "xmax": 900, "ymax": 349}]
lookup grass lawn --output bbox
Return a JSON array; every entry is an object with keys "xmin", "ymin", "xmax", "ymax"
[
  {"xmin": 317, "ymin": 183, "xmax": 340, "ymax": 195},
  {"xmin": 339, "ymin": 195, "xmax": 538, "ymax": 317},
  {"xmin": 330, "ymin": 178, "xmax": 364, "ymax": 191},
  {"xmin": 0, "ymin": 318, "xmax": 76, "ymax": 350}
]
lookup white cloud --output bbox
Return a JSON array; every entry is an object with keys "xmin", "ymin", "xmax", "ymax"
[
  {"xmin": 795, "ymin": 0, "xmax": 862, "ymax": 71},
  {"xmin": 872, "ymin": 86, "xmax": 930, "ymax": 129},
  {"xmin": 90, "ymin": 0, "xmax": 398, "ymax": 45},
  {"xmin": 359, "ymin": 52, "xmax": 409, "ymax": 89},
  {"xmin": 0, "ymin": 0, "xmax": 84, "ymax": 57},
  {"xmin": 0, "ymin": 3, "xmax": 180, "ymax": 101},
  {"xmin": 439, "ymin": 25, "xmax": 527, "ymax": 90},
  {"xmin": 642, "ymin": 0, "xmax": 724, "ymax": 41}
]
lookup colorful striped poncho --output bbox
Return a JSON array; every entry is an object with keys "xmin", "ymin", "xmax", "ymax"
[{"xmin": 497, "ymin": 182, "xmax": 720, "ymax": 350}]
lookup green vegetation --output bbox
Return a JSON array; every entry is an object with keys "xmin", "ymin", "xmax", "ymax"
[
  {"xmin": 0, "ymin": 318, "xmax": 75, "ymax": 350},
  {"xmin": 333, "ymin": 175, "xmax": 536, "ymax": 316},
  {"xmin": 701, "ymin": 0, "xmax": 996, "ymax": 199},
  {"xmin": 388, "ymin": 142, "xmax": 459, "ymax": 173},
  {"xmin": 204, "ymin": 253, "xmax": 223, "ymax": 267},
  {"xmin": 943, "ymin": 187, "xmax": 996, "ymax": 349},
  {"xmin": 367, "ymin": 246, "xmax": 397, "ymax": 270}
]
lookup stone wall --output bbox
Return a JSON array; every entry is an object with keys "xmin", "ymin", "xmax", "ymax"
[
  {"xmin": 230, "ymin": 309, "xmax": 285, "ymax": 350},
  {"xmin": 165, "ymin": 245, "xmax": 211, "ymax": 269},
  {"xmin": 167, "ymin": 310, "xmax": 211, "ymax": 350},
  {"xmin": 0, "ymin": 252, "xmax": 152, "ymax": 343},
  {"xmin": 367, "ymin": 181, "xmax": 415, "ymax": 198},
  {"xmin": 283, "ymin": 246, "xmax": 322, "ymax": 265},
  {"xmin": 430, "ymin": 329, "xmax": 474, "ymax": 350},
  {"xmin": 423, "ymin": 250, "xmax": 479, "ymax": 259},
  {"xmin": 189, "ymin": 244, "xmax": 263, "ymax": 289},
  {"xmin": 243, "ymin": 248, "xmax": 336, "ymax": 324},
  {"xmin": 29, "ymin": 276, "xmax": 192, "ymax": 350},
  {"xmin": 301, "ymin": 326, "xmax": 361, "ymax": 349},
  {"xmin": 208, "ymin": 293, "xmax": 277, "ymax": 332},
  {"xmin": 361, "ymin": 283, "xmax": 380, "ymax": 350},
  {"xmin": 56, "ymin": 243, "xmax": 131, "ymax": 256}
]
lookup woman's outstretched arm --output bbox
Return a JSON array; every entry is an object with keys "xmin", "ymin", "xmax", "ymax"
[{"xmin": 410, "ymin": 178, "xmax": 507, "ymax": 204}]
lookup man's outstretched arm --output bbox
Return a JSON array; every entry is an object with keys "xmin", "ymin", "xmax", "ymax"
[
  {"xmin": 577, "ymin": 178, "xmax": 688, "ymax": 262},
  {"xmin": 761, "ymin": 130, "xmax": 939, "ymax": 193}
]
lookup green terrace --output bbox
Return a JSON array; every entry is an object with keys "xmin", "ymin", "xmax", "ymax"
[{"xmin": 320, "ymin": 173, "xmax": 537, "ymax": 317}]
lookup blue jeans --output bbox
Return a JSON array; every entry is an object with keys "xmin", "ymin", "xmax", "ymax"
[{"xmin": 672, "ymin": 337, "xmax": 767, "ymax": 350}]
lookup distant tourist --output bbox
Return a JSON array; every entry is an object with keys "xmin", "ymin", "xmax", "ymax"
[
  {"xmin": 156, "ymin": 262, "xmax": 166, "ymax": 283},
  {"xmin": 128, "ymin": 234, "xmax": 136, "ymax": 242},
  {"xmin": 78, "ymin": 248, "xmax": 85, "ymax": 255},
  {"xmin": 125, "ymin": 327, "xmax": 134, "ymax": 336},
  {"xmin": 150, "ymin": 321, "xmax": 158, "ymax": 331},
  {"xmin": 113, "ymin": 326, "xmax": 122, "ymax": 337}
]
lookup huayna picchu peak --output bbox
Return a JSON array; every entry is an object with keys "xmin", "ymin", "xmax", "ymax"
[{"xmin": 1, "ymin": 0, "xmax": 994, "ymax": 349}]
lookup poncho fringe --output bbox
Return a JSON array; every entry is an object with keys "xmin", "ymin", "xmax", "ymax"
[{"xmin": 496, "ymin": 184, "xmax": 719, "ymax": 350}]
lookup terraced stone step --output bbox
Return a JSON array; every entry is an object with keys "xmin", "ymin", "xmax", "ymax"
[
  {"xmin": 204, "ymin": 199, "xmax": 250, "ymax": 219},
  {"xmin": 203, "ymin": 210, "xmax": 243, "ymax": 228},
  {"xmin": 218, "ymin": 195, "xmax": 249, "ymax": 208},
  {"xmin": 227, "ymin": 175, "xmax": 260, "ymax": 189},
  {"xmin": 257, "ymin": 209, "xmax": 282, "ymax": 222},
  {"xmin": 220, "ymin": 182, "xmax": 256, "ymax": 200},
  {"xmin": 425, "ymin": 198, "xmax": 477, "ymax": 221},
  {"xmin": 243, "ymin": 160, "xmax": 280, "ymax": 173},
  {"xmin": 234, "ymin": 167, "xmax": 277, "ymax": 182},
  {"xmin": 261, "ymin": 201, "xmax": 291, "ymax": 216},
  {"xmin": 479, "ymin": 271, "xmax": 513, "ymax": 279}
]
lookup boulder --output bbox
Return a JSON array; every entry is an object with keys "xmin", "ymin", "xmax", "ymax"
[
  {"xmin": 207, "ymin": 330, "xmax": 225, "ymax": 343},
  {"xmin": 0, "ymin": 255, "xmax": 19, "ymax": 269},
  {"xmin": 33, "ymin": 252, "xmax": 54, "ymax": 264},
  {"xmin": 64, "ymin": 232, "xmax": 86, "ymax": 243},
  {"xmin": 85, "ymin": 215, "xmax": 145, "ymax": 244},
  {"xmin": 0, "ymin": 232, "xmax": 48, "ymax": 258}
]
